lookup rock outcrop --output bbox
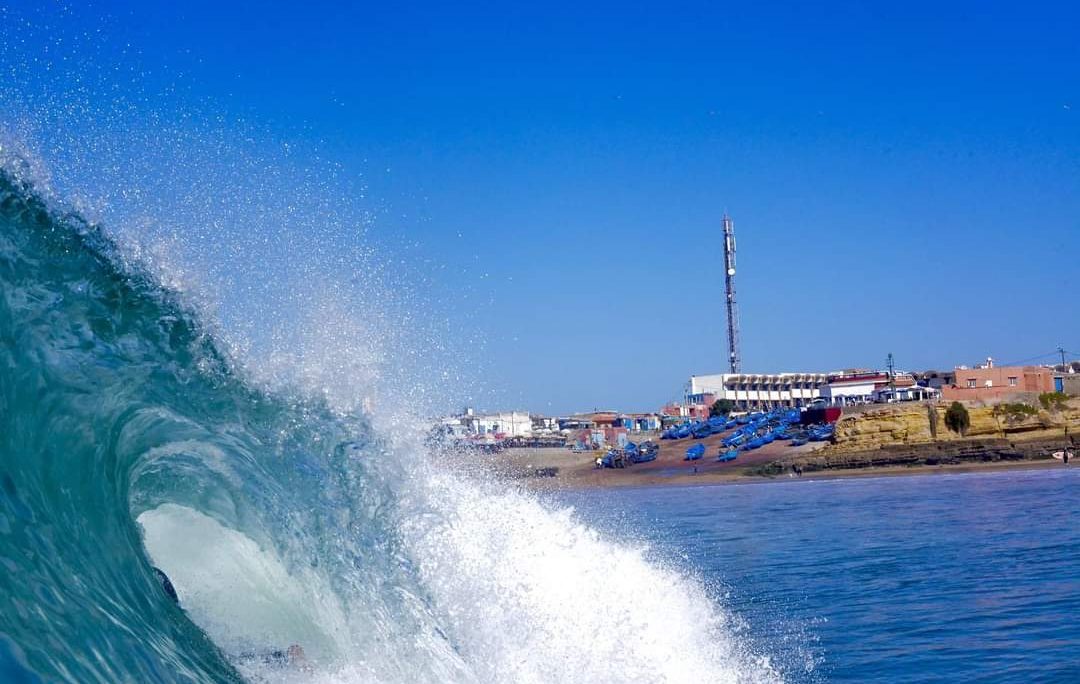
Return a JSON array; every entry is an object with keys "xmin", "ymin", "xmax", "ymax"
[
  {"xmin": 762, "ymin": 399, "xmax": 1079, "ymax": 474},
  {"xmin": 828, "ymin": 400, "xmax": 1079, "ymax": 453}
]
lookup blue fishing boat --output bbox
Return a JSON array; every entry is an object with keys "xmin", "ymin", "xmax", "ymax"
[
  {"xmin": 685, "ymin": 444, "xmax": 705, "ymax": 461},
  {"xmin": 742, "ymin": 437, "xmax": 765, "ymax": 451},
  {"xmin": 809, "ymin": 425, "xmax": 835, "ymax": 442},
  {"xmin": 692, "ymin": 423, "xmax": 712, "ymax": 439},
  {"xmin": 722, "ymin": 432, "xmax": 745, "ymax": 448},
  {"xmin": 630, "ymin": 449, "xmax": 657, "ymax": 464},
  {"xmin": 717, "ymin": 449, "xmax": 738, "ymax": 463}
]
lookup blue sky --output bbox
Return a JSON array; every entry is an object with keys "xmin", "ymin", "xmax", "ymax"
[{"xmin": 11, "ymin": 1, "xmax": 1080, "ymax": 414}]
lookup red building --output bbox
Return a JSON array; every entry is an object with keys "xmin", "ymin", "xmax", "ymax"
[{"xmin": 941, "ymin": 365, "xmax": 1054, "ymax": 402}]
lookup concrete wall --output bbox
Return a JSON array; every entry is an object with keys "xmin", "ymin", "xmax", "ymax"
[{"xmin": 1060, "ymin": 374, "xmax": 1080, "ymax": 397}]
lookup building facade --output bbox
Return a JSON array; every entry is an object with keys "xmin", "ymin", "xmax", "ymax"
[
  {"xmin": 688, "ymin": 372, "xmax": 827, "ymax": 410},
  {"xmin": 461, "ymin": 410, "xmax": 534, "ymax": 438},
  {"xmin": 821, "ymin": 370, "xmax": 921, "ymax": 406},
  {"xmin": 940, "ymin": 365, "xmax": 1055, "ymax": 402},
  {"xmin": 1056, "ymin": 373, "xmax": 1079, "ymax": 396}
]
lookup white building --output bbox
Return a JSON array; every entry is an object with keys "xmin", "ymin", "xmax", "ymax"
[
  {"xmin": 822, "ymin": 371, "xmax": 932, "ymax": 406},
  {"xmin": 461, "ymin": 410, "xmax": 533, "ymax": 438},
  {"xmin": 531, "ymin": 415, "xmax": 560, "ymax": 434},
  {"xmin": 688, "ymin": 372, "xmax": 827, "ymax": 410},
  {"xmin": 821, "ymin": 372, "xmax": 891, "ymax": 406},
  {"xmin": 872, "ymin": 385, "xmax": 941, "ymax": 403}
]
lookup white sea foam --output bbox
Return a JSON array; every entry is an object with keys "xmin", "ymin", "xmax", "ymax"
[{"xmin": 398, "ymin": 472, "xmax": 781, "ymax": 684}]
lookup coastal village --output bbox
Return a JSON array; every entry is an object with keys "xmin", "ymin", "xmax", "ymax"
[
  {"xmin": 433, "ymin": 216, "xmax": 1079, "ymax": 485},
  {"xmin": 433, "ymin": 357, "xmax": 1080, "ymax": 486}
]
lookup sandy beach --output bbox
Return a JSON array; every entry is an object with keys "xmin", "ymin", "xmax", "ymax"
[{"xmin": 491, "ymin": 437, "xmax": 1070, "ymax": 490}]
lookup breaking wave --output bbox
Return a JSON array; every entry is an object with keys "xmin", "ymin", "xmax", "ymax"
[{"xmin": 0, "ymin": 166, "xmax": 781, "ymax": 683}]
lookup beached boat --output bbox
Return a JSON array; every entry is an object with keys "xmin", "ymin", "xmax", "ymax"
[
  {"xmin": 717, "ymin": 449, "xmax": 738, "ymax": 463},
  {"xmin": 685, "ymin": 444, "xmax": 705, "ymax": 461},
  {"xmin": 630, "ymin": 448, "xmax": 657, "ymax": 463},
  {"xmin": 742, "ymin": 437, "xmax": 765, "ymax": 451},
  {"xmin": 789, "ymin": 437, "xmax": 808, "ymax": 447},
  {"xmin": 722, "ymin": 432, "xmax": 745, "ymax": 448},
  {"xmin": 809, "ymin": 425, "xmax": 835, "ymax": 442}
]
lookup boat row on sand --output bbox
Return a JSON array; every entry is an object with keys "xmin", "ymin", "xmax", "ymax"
[
  {"xmin": 662, "ymin": 415, "xmax": 740, "ymax": 440},
  {"xmin": 672, "ymin": 408, "xmax": 836, "ymax": 461},
  {"xmin": 605, "ymin": 410, "xmax": 838, "ymax": 468}
]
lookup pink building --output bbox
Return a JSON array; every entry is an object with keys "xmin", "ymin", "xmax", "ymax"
[{"xmin": 941, "ymin": 365, "xmax": 1054, "ymax": 402}]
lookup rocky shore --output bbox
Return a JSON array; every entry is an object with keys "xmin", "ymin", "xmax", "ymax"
[{"xmin": 760, "ymin": 398, "xmax": 1079, "ymax": 477}]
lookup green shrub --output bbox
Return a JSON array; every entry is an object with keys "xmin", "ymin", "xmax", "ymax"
[
  {"xmin": 1038, "ymin": 392, "xmax": 1069, "ymax": 411},
  {"xmin": 710, "ymin": 399, "xmax": 735, "ymax": 417},
  {"xmin": 944, "ymin": 401, "xmax": 970, "ymax": 436},
  {"xmin": 993, "ymin": 402, "xmax": 1038, "ymax": 424}
]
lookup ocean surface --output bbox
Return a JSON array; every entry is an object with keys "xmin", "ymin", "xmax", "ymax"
[
  {"xmin": 2, "ymin": 167, "xmax": 1077, "ymax": 684},
  {"xmin": 563, "ymin": 468, "xmax": 1080, "ymax": 683}
]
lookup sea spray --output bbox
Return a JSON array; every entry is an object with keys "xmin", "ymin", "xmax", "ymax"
[
  {"xmin": 0, "ymin": 9, "xmax": 783, "ymax": 677},
  {"xmin": 0, "ymin": 166, "xmax": 784, "ymax": 683}
]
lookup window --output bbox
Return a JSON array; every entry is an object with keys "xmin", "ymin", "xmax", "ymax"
[
  {"xmin": 967, "ymin": 378, "xmax": 977, "ymax": 388},
  {"xmin": 1008, "ymin": 377, "xmax": 1018, "ymax": 386}
]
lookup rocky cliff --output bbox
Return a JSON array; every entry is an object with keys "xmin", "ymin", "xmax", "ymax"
[
  {"xmin": 764, "ymin": 399, "xmax": 1079, "ymax": 474},
  {"xmin": 829, "ymin": 400, "xmax": 1080, "ymax": 452}
]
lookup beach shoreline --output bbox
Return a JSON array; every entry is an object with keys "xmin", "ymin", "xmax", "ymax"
[
  {"xmin": 485, "ymin": 399, "xmax": 1079, "ymax": 491},
  {"xmin": 490, "ymin": 439, "xmax": 1074, "ymax": 492}
]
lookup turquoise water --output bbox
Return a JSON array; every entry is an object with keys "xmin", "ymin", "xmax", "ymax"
[
  {"xmin": 567, "ymin": 468, "xmax": 1080, "ymax": 683},
  {"xmin": 1, "ymin": 169, "xmax": 785, "ymax": 683}
]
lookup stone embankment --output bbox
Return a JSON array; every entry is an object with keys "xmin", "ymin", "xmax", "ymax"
[{"xmin": 766, "ymin": 398, "xmax": 1079, "ymax": 474}]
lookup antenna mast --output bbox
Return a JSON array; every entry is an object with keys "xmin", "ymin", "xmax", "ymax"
[{"xmin": 723, "ymin": 214, "xmax": 741, "ymax": 373}]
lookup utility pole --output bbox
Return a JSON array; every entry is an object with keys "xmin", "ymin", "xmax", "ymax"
[
  {"xmin": 1059, "ymin": 346, "xmax": 1068, "ymax": 372},
  {"xmin": 722, "ymin": 214, "xmax": 741, "ymax": 374},
  {"xmin": 887, "ymin": 353, "xmax": 896, "ymax": 401}
]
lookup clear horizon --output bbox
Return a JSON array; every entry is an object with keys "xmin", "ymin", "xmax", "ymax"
[{"xmin": 7, "ymin": 1, "xmax": 1080, "ymax": 416}]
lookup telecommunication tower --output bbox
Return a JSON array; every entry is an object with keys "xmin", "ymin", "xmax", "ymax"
[{"xmin": 722, "ymin": 214, "xmax": 741, "ymax": 373}]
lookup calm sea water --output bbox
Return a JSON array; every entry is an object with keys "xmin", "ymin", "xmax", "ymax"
[{"xmin": 563, "ymin": 467, "xmax": 1080, "ymax": 683}]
